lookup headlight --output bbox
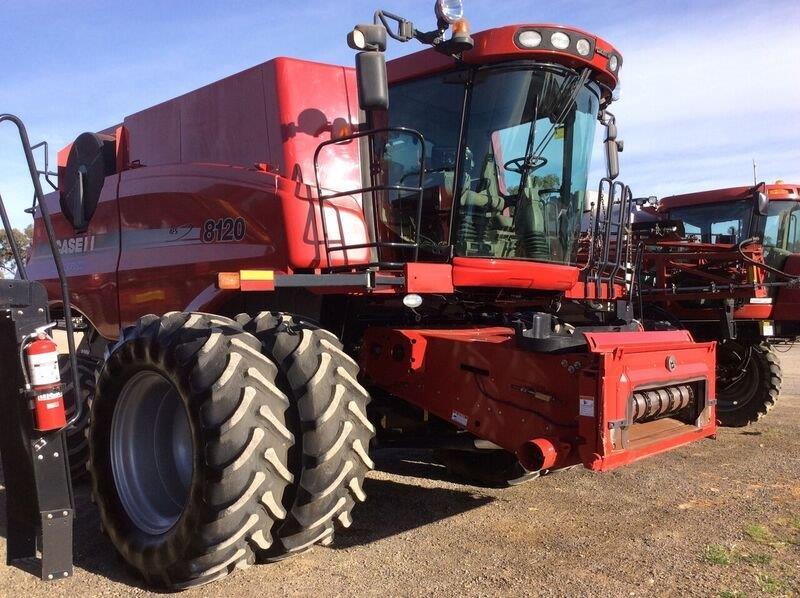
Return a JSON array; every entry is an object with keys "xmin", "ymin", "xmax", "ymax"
[
  {"xmin": 608, "ymin": 55, "xmax": 619, "ymax": 72},
  {"xmin": 575, "ymin": 38, "xmax": 591, "ymax": 56},
  {"xmin": 517, "ymin": 30, "xmax": 543, "ymax": 48},
  {"xmin": 550, "ymin": 31, "xmax": 570, "ymax": 50},
  {"xmin": 436, "ymin": 0, "xmax": 464, "ymax": 24}
]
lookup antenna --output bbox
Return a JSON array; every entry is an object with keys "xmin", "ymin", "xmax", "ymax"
[{"xmin": 752, "ymin": 159, "xmax": 757, "ymax": 186}]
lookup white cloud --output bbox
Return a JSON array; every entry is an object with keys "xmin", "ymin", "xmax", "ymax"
[{"xmin": 592, "ymin": 0, "xmax": 800, "ymax": 196}]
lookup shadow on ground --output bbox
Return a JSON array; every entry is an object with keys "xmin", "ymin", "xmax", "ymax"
[{"xmin": 2, "ymin": 450, "xmax": 494, "ymax": 589}]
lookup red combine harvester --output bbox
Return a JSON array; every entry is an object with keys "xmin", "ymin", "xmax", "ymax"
[
  {"xmin": 12, "ymin": 2, "xmax": 717, "ymax": 589},
  {"xmin": 634, "ymin": 183, "xmax": 800, "ymax": 426}
]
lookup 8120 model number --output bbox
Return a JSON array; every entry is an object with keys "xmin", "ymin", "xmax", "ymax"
[{"xmin": 201, "ymin": 218, "xmax": 246, "ymax": 243}]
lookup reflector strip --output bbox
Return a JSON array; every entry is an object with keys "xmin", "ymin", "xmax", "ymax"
[
  {"xmin": 240, "ymin": 270, "xmax": 274, "ymax": 281},
  {"xmin": 239, "ymin": 270, "xmax": 275, "ymax": 292}
]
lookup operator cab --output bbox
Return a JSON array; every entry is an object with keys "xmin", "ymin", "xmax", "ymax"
[
  {"xmin": 317, "ymin": 5, "xmax": 624, "ymax": 287},
  {"xmin": 660, "ymin": 183, "xmax": 800, "ymax": 270},
  {"xmin": 385, "ymin": 63, "xmax": 600, "ymax": 265}
]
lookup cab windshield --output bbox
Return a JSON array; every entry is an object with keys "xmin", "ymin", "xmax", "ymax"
[
  {"xmin": 455, "ymin": 66, "xmax": 599, "ymax": 263},
  {"xmin": 762, "ymin": 200, "xmax": 800, "ymax": 272},
  {"xmin": 385, "ymin": 63, "xmax": 600, "ymax": 265},
  {"xmin": 669, "ymin": 200, "xmax": 753, "ymax": 244},
  {"xmin": 763, "ymin": 200, "xmax": 800, "ymax": 252}
]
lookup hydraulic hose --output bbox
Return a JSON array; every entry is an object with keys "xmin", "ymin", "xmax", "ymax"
[{"xmin": 738, "ymin": 237, "xmax": 800, "ymax": 282}]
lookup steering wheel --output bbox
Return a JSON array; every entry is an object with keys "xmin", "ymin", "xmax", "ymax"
[{"xmin": 504, "ymin": 155, "xmax": 548, "ymax": 174}]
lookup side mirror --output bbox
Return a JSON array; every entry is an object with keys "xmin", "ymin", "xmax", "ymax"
[
  {"xmin": 60, "ymin": 132, "xmax": 116, "ymax": 232},
  {"xmin": 604, "ymin": 118, "xmax": 620, "ymax": 181},
  {"xmin": 355, "ymin": 51, "xmax": 389, "ymax": 111},
  {"xmin": 754, "ymin": 189, "xmax": 769, "ymax": 215}
]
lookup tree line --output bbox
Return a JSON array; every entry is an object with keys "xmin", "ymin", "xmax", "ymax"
[{"xmin": 1, "ymin": 225, "xmax": 33, "ymax": 278}]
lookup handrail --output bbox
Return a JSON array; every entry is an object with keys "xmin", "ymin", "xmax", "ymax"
[
  {"xmin": 586, "ymin": 176, "xmax": 634, "ymax": 302},
  {"xmin": 0, "ymin": 114, "xmax": 83, "ymax": 430},
  {"xmin": 314, "ymin": 126, "xmax": 427, "ymax": 268}
]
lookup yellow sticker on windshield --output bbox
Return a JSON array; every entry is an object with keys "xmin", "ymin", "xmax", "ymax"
[{"xmin": 554, "ymin": 125, "xmax": 565, "ymax": 140}]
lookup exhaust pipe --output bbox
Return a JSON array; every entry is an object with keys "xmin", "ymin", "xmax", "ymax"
[{"xmin": 518, "ymin": 437, "xmax": 566, "ymax": 472}]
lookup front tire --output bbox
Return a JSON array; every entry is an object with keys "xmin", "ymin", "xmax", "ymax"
[
  {"xmin": 716, "ymin": 341, "xmax": 781, "ymax": 427},
  {"xmin": 89, "ymin": 313, "xmax": 294, "ymax": 589}
]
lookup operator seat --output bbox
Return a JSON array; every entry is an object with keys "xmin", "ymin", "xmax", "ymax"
[
  {"xmin": 515, "ymin": 176, "xmax": 550, "ymax": 259},
  {"xmin": 459, "ymin": 153, "xmax": 504, "ymax": 215}
]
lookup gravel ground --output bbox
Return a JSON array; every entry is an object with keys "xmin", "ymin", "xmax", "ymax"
[{"xmin": 2, "ymin": 347, "xmax": 798, "ymax": 597}]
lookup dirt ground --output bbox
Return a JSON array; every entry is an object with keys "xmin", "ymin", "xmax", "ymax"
[{"xmin": 2, "ymin": 347, "xmax": 798, "ymax": 597}]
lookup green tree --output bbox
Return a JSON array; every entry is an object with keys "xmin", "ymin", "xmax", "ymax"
[{"xmin": 0, "ymin": 225, "xmax": 33, "ymax": 278}]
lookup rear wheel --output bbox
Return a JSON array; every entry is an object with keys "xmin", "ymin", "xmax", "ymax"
[
  {"xmin": 238, "ymin": 312, "xmax": 374, "ymax": 558},
  {"xmin": 59, "ymin": 354, "xmax": 97, "ymax": 481},
  {"xmin": 89, "ymin": 313, "xmax": 294, "ymax": 589},
  {"xmin": 716, "ymin": 341, "xmax": 781, "ymax": 427}
]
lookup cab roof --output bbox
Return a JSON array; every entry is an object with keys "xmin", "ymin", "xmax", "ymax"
[
  {"xmin": 659, "ymin": 183, "xmax": 800, "ymax": 210},
  {"xmin": 387, "ymin": 24, "xmax": 621, "ymax": 99}
]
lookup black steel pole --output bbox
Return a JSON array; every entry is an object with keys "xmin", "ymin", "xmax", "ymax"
[
  {"xmin": 0, "ymin": 114, "xmax": 82, "ymax": 428},
  {"xmin": 0, "ymin": 191, "xmax": 28, "ymax": 279}
]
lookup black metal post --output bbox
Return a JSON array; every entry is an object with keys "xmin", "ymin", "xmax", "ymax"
[{"xmin": 0, "ymin": 114, "xmax": 83, "ymax": 429}]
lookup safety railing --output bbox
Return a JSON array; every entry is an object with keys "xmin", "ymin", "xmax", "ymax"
[
  {"xmin": 313, "ymin": 126, "xmax": 426, "ymax": 270},
  {"xmin": 585, "ymin": 176, "xmax": 634, "ymax": 299}
]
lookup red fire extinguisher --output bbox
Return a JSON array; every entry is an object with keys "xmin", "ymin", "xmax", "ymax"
[{"xmin": 25, "ymin": 331, "xmax": 67, "ymax": 431}]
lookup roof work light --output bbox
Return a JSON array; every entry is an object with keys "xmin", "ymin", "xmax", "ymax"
[{"xmin": 435, "ymin": 0, "xmax": 464, "ymax": 25}]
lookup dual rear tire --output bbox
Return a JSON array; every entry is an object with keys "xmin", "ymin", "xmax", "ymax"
[
  {"xmin": 237, "ymin": 312, "xmax": 375, "ymax": 557},
  {"xmin": 59, "ymin": 354, "xmax": 97, "ymax": 481},
  {"xmin": 88, "ymin": 312, "xmax": 373, "ymax": 589}
]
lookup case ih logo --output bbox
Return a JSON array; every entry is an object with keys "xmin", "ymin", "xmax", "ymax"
[{"xmin": 57, "ymin": 236, "xmax": 96, "ymax": 255}]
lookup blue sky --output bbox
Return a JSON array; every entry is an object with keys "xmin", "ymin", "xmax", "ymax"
[{"xmin": 1, "ymin": 0, "xmax": 798, "ymax": 229}]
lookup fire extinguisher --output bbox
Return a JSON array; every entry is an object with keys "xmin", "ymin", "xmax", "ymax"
[{"xmin": 23, "ymin": 329, "xmax": 67, "ymax": 432}]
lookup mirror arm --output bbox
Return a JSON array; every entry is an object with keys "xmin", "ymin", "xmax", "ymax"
[{"xmin": 373, "ymin": 10, "xmax": 415, "ymax": 42}]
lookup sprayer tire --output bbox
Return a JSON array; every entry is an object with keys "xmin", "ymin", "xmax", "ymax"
[{"xmin": 716, "ymin": 341, "xmax": 781, "ymax": 427}]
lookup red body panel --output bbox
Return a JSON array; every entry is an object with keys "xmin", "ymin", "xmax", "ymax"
[
  {"xmin": 30, "ymin": 57, "xmax": 371, "ymax": 334},
  {"xmin": 360, "ymin": 327, "xmax": 716, "ymax": 472},
  {"xmin": 452, "ymin": 257, "xmax": 579, "ymax": 291},
  {"xmin": 115, "ymin": 164, "xmax": 286, "ymax": 325},
  {"xmin": 27, "ymin": 182, "xmax": 121, "ymax": 339},
  {"xmin": 773, "ymin": 254, "xmax": 800, "ymax": 321}
]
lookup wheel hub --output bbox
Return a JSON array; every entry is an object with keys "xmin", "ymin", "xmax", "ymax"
[{"xmin": 111, "ymin": 371, "xmax": 193, "ymax": 535}]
